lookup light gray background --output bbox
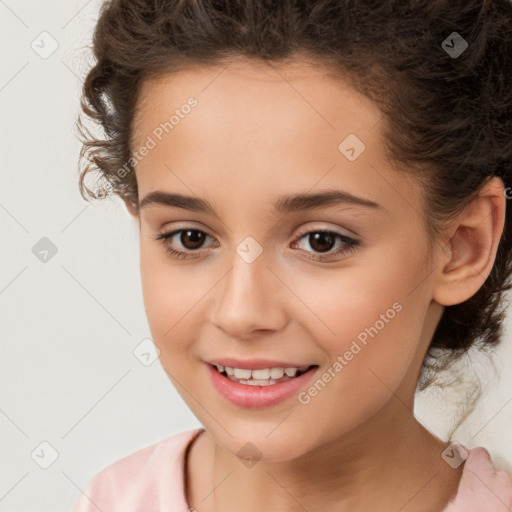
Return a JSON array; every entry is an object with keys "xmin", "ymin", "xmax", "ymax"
[{"xmin": 1, "ymin": 1, "xmax": 511, "ymax": 511}]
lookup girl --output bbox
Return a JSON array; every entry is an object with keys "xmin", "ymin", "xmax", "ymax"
[{"xmin": 71, "ymin": 0, "xmax": 512, "ymax": 510}]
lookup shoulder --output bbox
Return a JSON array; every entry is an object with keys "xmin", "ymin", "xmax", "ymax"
[
  {"xmin": 443, "ymin": 445, "xmax": 512, "ymax": 512},
  {"xmin": 70, "ymin": 428, "xmax": 204, "ymax": 512}
]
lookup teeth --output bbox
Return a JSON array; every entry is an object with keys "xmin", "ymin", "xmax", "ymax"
[
  {"xmin": 252, "ymin": 368, "xmax": 270, "ymax": 379},
  {"xmin": 270, "ymin": 368, "xmax": 285, "ymax": 379},
  {"xmin": 234, "ymin": 368, "xmax": 252, "ymax": 379},
  {"xmin": 215, "ymin": 364, "xmax": 311, "ymax": 385},
  {"xmin": 239, "ymin": 378, "xmax": 278, "ymax": 386},
  {"xmin": 227, "ymin": 375, "xmax": 284, "ymax": 386}
]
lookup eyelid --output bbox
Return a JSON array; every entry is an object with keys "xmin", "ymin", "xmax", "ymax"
[
  {"xmin": 155, "ymin": 222, "xmax": 360, "ymax": 264},
  {"xmin": 158, "ymin": 222, "xmax": 358, "ymax": 244},
  {"xmin": 291, "ymin": 226, "xmax": 359, "ymax": 258},
  {"xmin": 293, "ymin": 223, "xmax": 358, "ymax": 240},
  {"xmin": 159, "ymin": 220, "xmax": 211, "ymax": 233},
  {"xmin": 160, "ymin": 227, "xmax": 217, "ymax": 248}
]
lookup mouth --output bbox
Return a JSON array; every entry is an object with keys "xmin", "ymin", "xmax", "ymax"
[
  {"xmin": 209, "ymin": 363, "xmax": 317, "ymax": 386},
  {"xmin": 206, "ymin": 361, "xmax": 320, "ymax": 408}
]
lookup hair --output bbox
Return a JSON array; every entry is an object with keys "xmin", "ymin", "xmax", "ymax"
[{"xmin": 77, "ymin": 0, "xmax": 512, "ymax": 394}]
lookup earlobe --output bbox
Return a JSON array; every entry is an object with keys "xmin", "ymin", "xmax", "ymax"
[{"xmin": 432, "ymin": 176, "xmax": 506, "ymax": 307}]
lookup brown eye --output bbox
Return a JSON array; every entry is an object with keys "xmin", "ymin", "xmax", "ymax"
[
  {"xmin": 291, "ymin": 229, "xmax": 360, "ymax": 262},
  {"xmin": 179, "ymin": 229, "xmax": 207, "ymax": 250},
  {"xmin": 154, "ymin": 228, "xmax": 215, "ymax": 260},
  {"xmin": 306, "ymin": 232, "xmax": 336, "ymax": 253}
]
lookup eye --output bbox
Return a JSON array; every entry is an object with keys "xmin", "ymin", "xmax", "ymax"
[
  {"xmin": 154, "ymin": 228, "xmax": 216, "ymax": 260},
  {"xmin": 154, "ymin": 227, "xmax": 360, "ymax": 262},
  {"xmin": 291, "ymin": 229, "xmax": 359, "ymax": 262}
]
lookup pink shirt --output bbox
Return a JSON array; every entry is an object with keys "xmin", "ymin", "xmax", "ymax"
[{"xmin": 70, "ymin": 428, "xmax": 512, "ymax": 512}]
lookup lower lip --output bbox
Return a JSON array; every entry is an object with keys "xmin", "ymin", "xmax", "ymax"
[{"xmin": 207, "ymin": 364, "xmax": 319, "ymax": 408}]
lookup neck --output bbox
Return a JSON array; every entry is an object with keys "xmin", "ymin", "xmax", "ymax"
[{"xmin": 186, "ymin": 399, "xmax": 463, "ymax": 512}]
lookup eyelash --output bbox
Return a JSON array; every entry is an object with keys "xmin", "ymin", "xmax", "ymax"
[{"xmin": 154, "ymin": 227, "xmax": 360, "ymax": 262}]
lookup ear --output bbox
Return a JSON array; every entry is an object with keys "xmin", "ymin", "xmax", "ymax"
[{"xmin": 433, "ymin": 176, "xmax": 506, "ymax": 307}]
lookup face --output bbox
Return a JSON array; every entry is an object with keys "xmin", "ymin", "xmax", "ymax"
[{"xmin": 131, "ymin": 58, "xmax": 444, "ymax": 461}]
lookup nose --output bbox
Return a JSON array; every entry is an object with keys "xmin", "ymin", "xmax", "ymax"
[{"xmin": 210, "ymin": 250, "xmax": 288, "ymax": 341}]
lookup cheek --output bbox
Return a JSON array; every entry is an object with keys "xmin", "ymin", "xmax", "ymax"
[
  {"xmin": 279, "ymin": 283, "xmax": 424, "ymax": 441},
  {"xmin": 139, "ymin": 246, "xmax": 203, "ymax": 362},
  {"xmin": 285, "ymin": 247, "xmax": 428, "ymax": 397}
]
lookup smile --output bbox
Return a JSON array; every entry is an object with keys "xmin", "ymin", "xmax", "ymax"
[
  {"xmin": 212, "ymin": 363, "xmax": 314, "ymax": 386},
  {"xmin": 207, "ymin": 362, "xmax": 319, "ymax": 408}
]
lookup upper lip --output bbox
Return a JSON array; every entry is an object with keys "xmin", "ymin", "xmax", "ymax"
[{"xmin": 206, "ymin": 358, "xmax": 315, "ymax": 370}]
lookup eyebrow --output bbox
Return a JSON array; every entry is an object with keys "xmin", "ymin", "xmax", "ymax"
[{"xmin": 139, "ymin": 189, "xmax": 382, "ymax": 214}]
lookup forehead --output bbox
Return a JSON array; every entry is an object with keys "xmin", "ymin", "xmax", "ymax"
[
  {"xmin": 131, "ymin": 58, "xmax": 421, "ymax": 219},
  {"xmin": 133, "ymin": 57, "xmax": 382, "ymax": 147}
]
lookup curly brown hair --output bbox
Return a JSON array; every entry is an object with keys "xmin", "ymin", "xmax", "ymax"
[{"xmin": 76, "ymin": 0, "xmax": 512, "ymax": 391}]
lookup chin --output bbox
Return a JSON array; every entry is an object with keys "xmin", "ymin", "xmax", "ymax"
[{"xmin": 208, "ymin": 423, "xmax": 317, "ymax": 463}]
